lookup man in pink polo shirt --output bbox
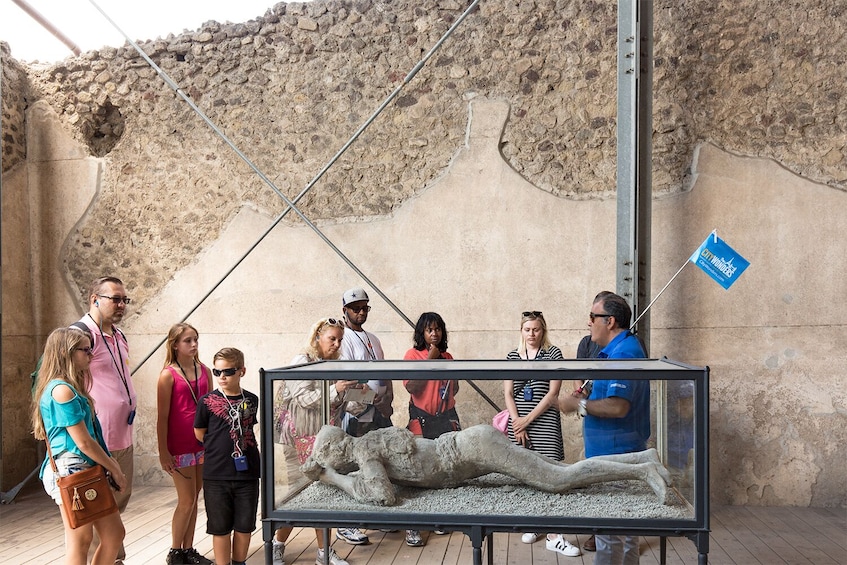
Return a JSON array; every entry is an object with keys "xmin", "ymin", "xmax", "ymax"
[{"xmin": 76, "ymin": 276, "xmax": 136, "ymax": 563}]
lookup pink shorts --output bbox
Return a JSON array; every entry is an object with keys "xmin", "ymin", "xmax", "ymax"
[{"xmin": 173, "ymin": 450, "xmax": 204, "ymax": 469}]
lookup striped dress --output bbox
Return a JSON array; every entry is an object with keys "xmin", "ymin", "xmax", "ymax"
[{"xmin": 505, "ymin": 346, "xmax": 565, "ymax": 461}]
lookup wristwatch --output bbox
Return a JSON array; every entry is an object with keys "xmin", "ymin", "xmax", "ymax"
[{"xmin": 577, "ymin": 399, "xmax": 588, "ymax": 417}]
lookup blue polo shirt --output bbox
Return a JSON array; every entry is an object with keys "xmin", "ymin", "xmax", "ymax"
[{"xmin": 583, "ymin": 331, "xmax": 650, "ymax": 458}]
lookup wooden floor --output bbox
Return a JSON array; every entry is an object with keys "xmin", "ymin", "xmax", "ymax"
[{"xmin": 1, "ymin": 483, "xmax": 844, "ymax": 564}]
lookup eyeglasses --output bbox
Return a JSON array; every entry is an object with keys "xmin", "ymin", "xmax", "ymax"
[
  {"xmin": 345, "ymin": 304, "xmax": 371, "ymax": 313},
  {"xmin": 97, "ymin": 294, "xmax": 131, "ymax": 305},
  {"xmin": 589, "ymin": 312, "xmax": 613, "ymax": 321},
  {"xmin": 522, "ymin": 311, "xmax": 543, "ymax": 317},
  {"xmin": 75, "ymin": 347, "xmax": 94, "ymax": 355},
  {"xmin": 212, "ymin": 367, "xmax": 240, "ymax": 377}
]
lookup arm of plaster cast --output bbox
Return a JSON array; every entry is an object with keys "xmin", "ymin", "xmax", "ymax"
[{"xmin": 303, "ymin": 459, "xmax": 396, "ymax": 506}]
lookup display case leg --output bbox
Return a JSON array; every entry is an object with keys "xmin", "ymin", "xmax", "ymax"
[
  {"xmin": 660, "ymin": 536, "xmax": 667, "ymax": 564},
  {"xmin": 262, "ymin": 521, "xmax": 275, "ymax": 565},
  {"xmin": 486, "ymin": 533, "xmax": 493, "ymax": 565},
  {"xmin": 693, "ymin": 530, "xmax": 710, "ymax": 564},
  {"xmin": 320, "ymin": 528, "xmax": 331, "ymax": 564},
  {"xmin": 468, "ymin": 526, "xmax": 484, "ymax": 565}
]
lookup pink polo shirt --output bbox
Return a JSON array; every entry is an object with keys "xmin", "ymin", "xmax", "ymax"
[{"xmin": 77, "ymin": 316, "xmax": 136, "ymax": 451}]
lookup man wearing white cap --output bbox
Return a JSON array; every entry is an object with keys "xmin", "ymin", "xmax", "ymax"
[
  {"xmin": 340, "ymin": 288, "xmax": 384, "ymax": 362},
  {"xmin": 334, "ymin": 287, "xmax": 395, "ymax": 546}
]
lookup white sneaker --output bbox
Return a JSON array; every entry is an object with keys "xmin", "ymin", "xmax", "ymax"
[
  {"xmin": 272, "ymin": 539, "xmax": 285, "ymax": 565},
  {"xmin": 336, "ymin": 527, "xmax": 369, "ymax": 545},
  {"xmin": 521, "ymin": 532, "xmax": 541, "ymax": 544},
  {"xmin": 546, "ymin": 535, "xmax": 582, "ymax": 557},
  {"xmin": 316, "ymin": 547, "xmax": 349, "ymax": 565}
]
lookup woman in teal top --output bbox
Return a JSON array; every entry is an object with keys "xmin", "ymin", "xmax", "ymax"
[{"xmin": 32, "ymin": 327, "xmax": 127, "ymax": 565}]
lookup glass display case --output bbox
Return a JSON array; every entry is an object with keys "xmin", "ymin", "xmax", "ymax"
[{"xmin": 260, "ymin": 358, "xmax": 709, "ymax": 565}]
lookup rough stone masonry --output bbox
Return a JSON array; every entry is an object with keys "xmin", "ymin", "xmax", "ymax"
[{"xmin": 2, "ymin": 0, "xmax": 845, "ymax": 302}]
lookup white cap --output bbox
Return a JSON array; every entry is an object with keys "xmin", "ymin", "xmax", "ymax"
[{"xmin": 342, "ymin": 287, "xmax": 370, "ymax": 306}]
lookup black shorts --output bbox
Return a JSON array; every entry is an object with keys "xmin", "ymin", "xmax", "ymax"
[{"xmin": 203, "ymin": 479, "xmax": 259, "ymax": 535}]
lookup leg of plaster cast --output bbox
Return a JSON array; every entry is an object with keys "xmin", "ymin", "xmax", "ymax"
[
  {"xmin": 590, "ymin": 449, "xmax": 673, "ymax": 485},
  {"xmin": 453, "ymin": 428, "xmax": 671, "ymax": 503}
]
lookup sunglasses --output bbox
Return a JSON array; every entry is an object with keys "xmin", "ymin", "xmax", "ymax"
[
  {"xmin": 75, "ymin": 347, "xmax": 94, "ymax": 355},
  {"xmin": 318, "ymin": 318, "xmax": 345, "ymax": 331},
  {"xmin": 522, "ymin": 311, "xmax": 543, "ymax": 317},
  {"xmin": 345, "ymin": 304, "xmax": 371, "ymax": 313},
  {"xmin": 212, "ymin": 367, "xmax": 240, "ymax": 377},
  {"xmin": 97, "ymin": 294, "xmax": 132, "ymax": 305},
  {"xmin": 589, "ymin": 312, "xmax": 613, "ymax": 321}
]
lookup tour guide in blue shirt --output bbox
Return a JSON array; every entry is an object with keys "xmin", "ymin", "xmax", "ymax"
[{"xmin": 559, "ymin": 291, "xmax": 648, "ymax": 565}]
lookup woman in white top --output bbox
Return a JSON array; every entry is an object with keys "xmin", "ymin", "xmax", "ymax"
[{"xmin": 272, "ymin": 317, "xmax": 364, "ymax": 565}]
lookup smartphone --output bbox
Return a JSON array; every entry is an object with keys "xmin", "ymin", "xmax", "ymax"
[{"xmin": 106, "ymin": 472, "xmax": 121, "ymax": 492}]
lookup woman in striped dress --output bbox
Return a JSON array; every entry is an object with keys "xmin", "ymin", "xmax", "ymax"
[
  {"xmin": 504, "ymin": 311, "xmax": 581, "ymax": 557},
  {"xmin": 504, "ymin": 311, "xmax": 564, "ymax": 460}
]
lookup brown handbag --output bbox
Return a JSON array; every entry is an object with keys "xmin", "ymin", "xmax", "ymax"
[{"xmin": 47, "ymin": 442, "xmax": 118, "ymax": 529}]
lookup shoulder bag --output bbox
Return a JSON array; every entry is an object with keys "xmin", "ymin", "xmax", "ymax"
[{"xmin": 46, "ymin": 441, "xmax": 118, "ymax": 529}]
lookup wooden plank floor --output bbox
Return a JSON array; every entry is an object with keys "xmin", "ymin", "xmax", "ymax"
[{"xmin": 1, "ymin": 483, "xmax": 844, "ymax": 564}]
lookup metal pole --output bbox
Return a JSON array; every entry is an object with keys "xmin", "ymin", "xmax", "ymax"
[
  {"xmin": 10, "ymin": 0, "xmax": 82, "ymax": 56},
  {"xmin": 96, "ymin": 0, "xmax": 482, "ymax": 373},
  {"xmin": 630, "ymin": 259, "xmax": 688, "ymax": 331},
  {"xmin": 616, "ymin": 0, "xmax": 652, "ymax": 354}
]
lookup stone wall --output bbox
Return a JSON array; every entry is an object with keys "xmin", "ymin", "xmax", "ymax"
[
  {"xmin": 1, "ymin": 43, "xmax": 28, "ymax": 172},
  {"xmin": 2, "ymin": 0, "xmax": 846, "ymax": 507},
  {"xmin": 13, "ymin": 0, "xmax": 845, "ymax": 304}
]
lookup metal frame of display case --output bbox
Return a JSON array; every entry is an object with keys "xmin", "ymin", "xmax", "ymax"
[{"xmin": 260, "ymin": 358, "xmax": 710, "ymax": 565}]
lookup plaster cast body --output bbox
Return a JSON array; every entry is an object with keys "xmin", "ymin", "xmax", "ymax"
[{"xmin": 303, "ymin": 424, "xmax": 672, "ymax": 506}]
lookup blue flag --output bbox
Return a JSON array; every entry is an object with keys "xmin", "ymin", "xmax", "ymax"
[{"xmin": 689, "ymin": 233, "xmax": 750, "ymax": 290}]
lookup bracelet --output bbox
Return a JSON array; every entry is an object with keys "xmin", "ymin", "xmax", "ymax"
[{"xmin": 577, "ymin": 399, "xmax": 588, "ymax": 417}]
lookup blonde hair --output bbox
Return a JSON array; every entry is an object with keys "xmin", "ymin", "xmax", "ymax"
[
  {"xmin": 517, "ymin": 312, "xmax": 553, "ymax": 352},
  {"xmin": 164, "ymin": 322, "xmax": 200, "ymax": 367},
  {"xmin": 303, "ymin": 317, "xmax": 345, "ymax": 360},
  {"xmin": 31, "ymin": 327, "xmax": 94, "ymax": 440}
]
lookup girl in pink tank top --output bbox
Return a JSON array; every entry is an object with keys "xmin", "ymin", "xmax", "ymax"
[{"xmin": 157, "ymin": 323, "xmax": 213, "ymax": 565}]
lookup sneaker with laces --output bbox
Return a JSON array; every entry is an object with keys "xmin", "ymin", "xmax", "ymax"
[
  {"xmin": 546, "ymin": 535, "xmax": 582, "ymax": 557},
  {"xmin": 521, "ymin": 532, "xmax": 541, "ymax": 544},
  {"xmin": 405, "ymin": 529, "xmax": 425, "ymax": 547},
  {"xmin": 181, "ymin": 548, "xmax": 213, "ymax": 565},
  {"xmin": 316, "ymin": 547, "xmax": 349, "ymax": 565},
  {"xmin": 272, "ymin": 540, "xmax": 286, "ymax": 565},
  {"xmin": 166, "ymin": 548, "xmax": 185, "ymax": 565},
  {"xmin": 336, "ymin": 527, "xmax": 369, "ymax": 545}
]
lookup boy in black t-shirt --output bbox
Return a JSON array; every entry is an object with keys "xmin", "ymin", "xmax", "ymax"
[{"xmin": 194, "ymin": 348, "xmax": 260, "ymax": 565}]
